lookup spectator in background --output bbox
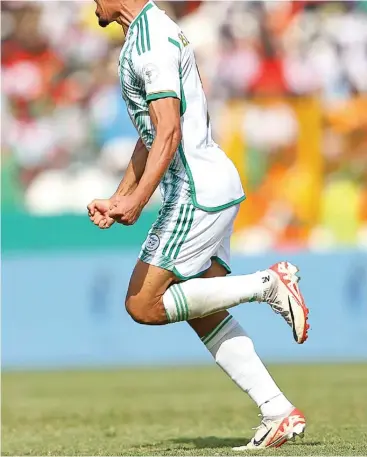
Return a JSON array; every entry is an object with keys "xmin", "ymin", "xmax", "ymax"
[{"xmin": 1, "ymin": 0, "xmax": 366, "ymax": 250}]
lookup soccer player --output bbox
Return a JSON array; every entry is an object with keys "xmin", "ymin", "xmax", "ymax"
[{"xmin": 87, "ymin": 0, "xmax": 309, "ymax": 449}]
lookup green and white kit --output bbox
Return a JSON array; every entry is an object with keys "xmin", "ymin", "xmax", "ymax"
[{"xmin": 118, "ymin": 0, "xmax": 245, "ymax": 278}]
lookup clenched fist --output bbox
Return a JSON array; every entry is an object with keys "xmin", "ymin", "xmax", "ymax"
[
  {"xmin": 108, "ymin": 195, "xmax": 144, "ymax": 226},
  {"xmin": 87, "ymin": 199, "xmax": 115, "ymax": 229}
]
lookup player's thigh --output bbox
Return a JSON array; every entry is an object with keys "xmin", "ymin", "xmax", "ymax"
[
  {"xmin": 126, "ymin": 260, "xmax": 177, "ymax": 322},
  {"xmin": 188, "ymin": 259, "xmax": 230, "ymax": 338},
  {"xmin": 126, "ymin": 257, "xmax": 224, "ymax": 310},
  {"xmin": 173, "ymin": 204, "xmax": 238, "ymax": 279}
]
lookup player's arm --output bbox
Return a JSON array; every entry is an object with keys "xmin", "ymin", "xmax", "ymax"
[
  {"xmin": 109, "ymin": 37, "xmax": 182, "ymax": 226},
  {"xmin": 87, "ymin": 138, "xmax": 148, "ymax": 228},
  {"xmin": 112, "ymin": 137, "xmax": 149, "ymax": 198},
  {"xmin": 109, "ymin": 98, "xmax": 181, "ymax": 225},
  {"xmin": 132, "ymin": 97, "xmax": 181, "ymax": 204}
]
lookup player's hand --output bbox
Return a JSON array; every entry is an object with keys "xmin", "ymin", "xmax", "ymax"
[
  {"xmin": 108, "ymin": 195, "xmax": 144, "ymax": 226},
  {"xmin": 87, "ymin": 199, "xmax": 115, "ymax": 229}
]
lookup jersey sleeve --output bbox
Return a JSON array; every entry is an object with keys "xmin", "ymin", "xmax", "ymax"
[{"xmin": 137, "ymin": 40, "xmax": 181, "ymax": 103}]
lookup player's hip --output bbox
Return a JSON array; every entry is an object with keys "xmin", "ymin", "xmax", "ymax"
[{"xmin": 139, "ymin": 202, "xmax": 239, "ymax": 278}]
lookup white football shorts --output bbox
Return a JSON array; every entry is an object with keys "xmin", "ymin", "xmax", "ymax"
[{"xmin": 139, "ymin": 203, "xmax": 239, "ymax": 280}]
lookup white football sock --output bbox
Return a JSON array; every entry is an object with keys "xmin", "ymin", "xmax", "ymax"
[
  {"xmin": 203, "ymin": 315, "xmax": 293, "ymax": 417},
  {"xmin": 163, "ymin": 271, "xmax": 272, "ymax": 322}
]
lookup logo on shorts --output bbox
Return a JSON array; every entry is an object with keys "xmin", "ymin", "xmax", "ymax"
[{"xmin": 145, "ymin": 233, "xmax": 160, "ymax": 252}]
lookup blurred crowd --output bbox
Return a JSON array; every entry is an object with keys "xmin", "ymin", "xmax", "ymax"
[{"xmin": 1, "ymin": 1, "xmax": 367, "ymax": 250}]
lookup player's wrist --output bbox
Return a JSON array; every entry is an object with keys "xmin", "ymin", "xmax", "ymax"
[
  {"xmin": 131, "ymin": 188, "xmax": 150, "ymax": 208},
  {"xmin": 110, "ymin": 194, "xmax": 119, "ymax": 203}
]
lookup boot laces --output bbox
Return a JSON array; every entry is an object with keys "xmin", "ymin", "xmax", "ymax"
[
  {"xmin": 252, "ymin": 414, "xmax": 271, "ymax": 431},
  {"xmin": 270, "ymin": 302, "xmax": 292, "ymax": 325}
]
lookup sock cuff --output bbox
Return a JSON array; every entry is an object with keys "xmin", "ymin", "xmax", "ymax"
[
  {"xmin": 163, "ymin": 283, "xmax": 189, "ymax": 322},
  {"xmin": 201, "ymin": 314, "xmax": 239, "ymax": 349}
]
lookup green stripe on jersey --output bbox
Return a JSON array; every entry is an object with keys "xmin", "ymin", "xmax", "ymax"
[
  {"xmin": 143, "ymin": 13, "xmax": 151, "ymax": 51},
  {"xmin": 179, "ymin": 68, "xmax": 186, "ymax": 116},
  {"xmin": 136, "ymin": 21, "xmax": 141, "ymax": 55},
  {"xmin": 139, "ymin": 17, "xmax": 145, "ymax": 53},
  {"xmin": 130, "ymin": 2, "xmax": 153, "ymax": 29},
  {"xmin": 168, "ymin": 37, "xmax": 181, "ymax": 50},
  {"xmin": 146, "ymin": 91, "xmax": 178, "ymax": 102}
]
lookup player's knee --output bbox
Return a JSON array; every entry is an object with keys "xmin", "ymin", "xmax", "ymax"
[
  {"xmin": 125, "ymin": 295, "xmax": 162, "ymax": 325},
  {"xmin": 125, "ymin": 296, "xmax": 148, "ymax": 324}
]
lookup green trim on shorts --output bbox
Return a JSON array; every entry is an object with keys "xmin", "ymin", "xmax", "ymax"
[
  {"xmin": 162, "ymin": 204, "xmax": 195, "ymax": 260},
  {"xmin": 172, "ymin": 206, "xmax": 195, "ymax": 259},
  {"xmin": 167, "ymin": 205, "xmax": 190, "ymax": 259},
  {"xmin": 163, "ymin": 204, "xmax": 185, "ymax": 257},
  {"xmin": 173, "ymin": 256, "xmax": 231, "ymax": 281},
  {"xmin": 172, "ymin": 266, "xmax": 210, "ymax": 281},
  {"xmin": 211, "ymin": 256, "xmax": 231, "ymax": 274},
  {"xmin": 201, "ymin": 315, "xmax": 233, "ymax": 345}
]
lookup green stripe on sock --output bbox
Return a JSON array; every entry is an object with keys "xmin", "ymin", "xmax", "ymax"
[
  {"xmin": 173, "ymin": 206, "xmax": 195, "ymax": 259},
  {"xmin": 202, "ymin": 315, "xmax": 233, "ymax": 345},
  {"xmin": 163, "ymin": 204, "xmax": 185, "ymax": 256},
  {"xmin": 139, "ymin": 18, "xmax": 146, "ymax": 53},
  {"xmin": 164, "ymin": 305, "xmax": 172, "ymax": 323},
  {"xmin": 170, "ymin": 285, "xmax": 184, "ymax": 321},
  {"xmin": 176, "ymin": 284, "xmax": 189, "ymax": 320},
  {"xmin": 143, "ymin": 13, "xmax": 151, "ymax": 51},
  {"xmin": 167, "ymin": 205, "xmax": 189, "ymax": 259}
]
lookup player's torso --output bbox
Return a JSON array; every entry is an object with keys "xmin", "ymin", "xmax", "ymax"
[
  {"xmin": 118, "ymin": 3, "xmax": 192, "ymax": 206},
  {"xmin": 118, "ymin": 1, "xmax": 245, "ymax": 211}
]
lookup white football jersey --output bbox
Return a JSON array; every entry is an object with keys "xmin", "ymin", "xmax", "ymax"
[{"xmin": 118, "ymin": 0, "xmax": 245, "ymax": 211}]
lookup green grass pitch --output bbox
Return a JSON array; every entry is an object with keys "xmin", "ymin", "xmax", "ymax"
[{"xmin": 2, "ymin": 364, "xmax": 367, "ymax": 456}]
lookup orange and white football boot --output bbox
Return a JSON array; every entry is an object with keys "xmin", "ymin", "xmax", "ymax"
[
  {"xmin": 264, "ymin": 261, "xmax": 310, "ymax": 344},
  {"xmin": 233, "ymin": 407, "xmax": 306, "ymax": 450}
]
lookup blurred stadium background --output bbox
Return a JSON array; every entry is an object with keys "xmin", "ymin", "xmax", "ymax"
[{"xmin": 1, "ymin": 1, "xmax": 367, "ymax": 454}]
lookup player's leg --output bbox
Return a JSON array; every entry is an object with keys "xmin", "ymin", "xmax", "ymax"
[
  {"xmin": 126, "ymin": 257, "xmax": 293, "ymax": 418},
  {"xmin": 187, "ymin": 260, "xmax": 229, "ymax": 338},
  {"xmin": 125, "ymin": 259, "xmax": 305, "ymax": 449},
  {"xmin": 189, "ymin": 261, "xmax": 305, "ymax": 450},
  {"xmin": 125, "ymin": 260, "xmax": 176, "ymax": 325},
  {"xmin": 163, "ymin": 261, "xmax": 309, "ymax": 344},
  {"xmin": 128, "ymin": 203, "xmax": 309, "ymax": 344},
  {"xmin": 126, "ymin": 204, "xmax": 307, "ymax": 449},
  {"xmin": 125, "ymin": 204, "xmax": 264, "ymax": 325},
  {"xmin": 188, "ymin": 261, "xmax": 292, "ymax": 416}
]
